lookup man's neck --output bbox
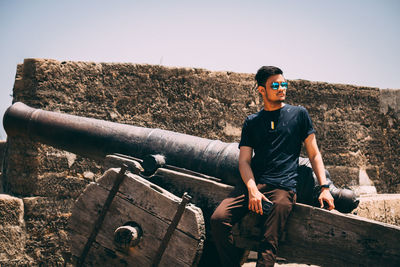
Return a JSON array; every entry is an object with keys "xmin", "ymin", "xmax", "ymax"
[{"xmin": 263, "ymin": 101, "xmax": 285, "ymax": 111}]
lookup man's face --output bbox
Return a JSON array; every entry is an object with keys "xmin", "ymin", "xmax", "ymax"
[{"xmin": 260, "ymin": 74, "xmax": 287, "ymax": 103}]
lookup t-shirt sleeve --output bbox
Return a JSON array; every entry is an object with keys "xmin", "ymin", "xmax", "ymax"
[
  {"xmin": 300, "ymin": 107, "xmax": 316, "ymax": 141},
  {"xmin": 238, "ymin": 117, "xmax": 254, "ymax": 148}
]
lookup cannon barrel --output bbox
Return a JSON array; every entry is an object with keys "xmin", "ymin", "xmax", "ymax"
[{"xmin": 3, "ymin": 102, "xmax": 241, "ymax": 185}]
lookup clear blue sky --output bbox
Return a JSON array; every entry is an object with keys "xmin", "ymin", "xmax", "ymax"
[{"xmin": 1, "ymin": 0, "xmax": 399, "ymax": 139}]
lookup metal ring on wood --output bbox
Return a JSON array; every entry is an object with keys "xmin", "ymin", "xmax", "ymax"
[{"xmin": 114, "ymin": 223, "xmax": 143, "ymax": 250}]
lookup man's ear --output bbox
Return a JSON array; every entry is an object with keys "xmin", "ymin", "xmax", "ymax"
[{"xmin": 257, "ymin": 85, "xmax": 265, "ymax": 94}]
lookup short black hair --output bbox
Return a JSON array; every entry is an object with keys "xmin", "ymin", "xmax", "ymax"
[{"xmin": 255, "ymin": 66, "xmax": 283, "ymax": 87}]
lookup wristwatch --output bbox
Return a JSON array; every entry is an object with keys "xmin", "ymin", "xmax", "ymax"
[{"xmin": 320, "ymin": 184, "xmax": 330, "ymax": 189}]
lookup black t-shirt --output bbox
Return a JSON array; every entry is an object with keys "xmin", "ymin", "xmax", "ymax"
[{"xmin": 238, "ymin": 104, "xmax": 315, "ymax": 191}]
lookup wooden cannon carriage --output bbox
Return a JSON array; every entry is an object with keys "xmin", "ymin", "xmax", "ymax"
[{"xmin": 4, "ymin": 102, "xmax": 400, "ymax": 266}]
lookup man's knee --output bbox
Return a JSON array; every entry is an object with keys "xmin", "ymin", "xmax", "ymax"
[
  {"xmin": 272, "ymin": 196, "xmax": 293, "ymax": 214},
  {"xmin": 210, "ymin": 211, "xmax": 220, "ymax": 227},
  {"xmin": 210, "ymin": 209, "xmax": 228, "ymax": 231}
]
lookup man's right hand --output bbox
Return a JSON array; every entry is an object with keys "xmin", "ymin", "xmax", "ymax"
[
  {"xmin": 239, "ymin": 146, "xmax": 273, "ymax": 215},
  {"xmin": 247, "ymin": 185, "xmax": 271, "ymax": 215}
]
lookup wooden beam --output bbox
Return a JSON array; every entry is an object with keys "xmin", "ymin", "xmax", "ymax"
[
  {"xmin": 152, "ymin": 167, "xmax": 400, "ymax": 266},
  {"xmin": 233, "ymin": 203, "xmax": 400, "ymax": 266}
]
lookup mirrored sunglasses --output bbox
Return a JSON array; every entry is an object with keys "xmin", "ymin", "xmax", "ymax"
[{"xmin": 271, "ymin": 82, "xmax": 288, "ymax": 90}]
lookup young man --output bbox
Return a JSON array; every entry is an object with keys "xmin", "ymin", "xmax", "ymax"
[{"xmin": 210, "ymin": 66, "xmax": 335, "ymax": 267}]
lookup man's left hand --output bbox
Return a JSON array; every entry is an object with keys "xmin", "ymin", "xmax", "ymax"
[{"xmin": 318, "ymin": 188, "xmax": 335, "ymax": 210}]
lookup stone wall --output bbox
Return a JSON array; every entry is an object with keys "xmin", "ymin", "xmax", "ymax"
[
  {"xmin": 4, "ymin": 58, "xmax": 399, "ymax": 194},
  {"xmin": 1, "ymin": 58, "xmax": 399, "ymax": 265},
  {"xmin": 5, "ymin": 59, "xmax": 400, "ymax": 195},
  {"xmin": 287, "ymin": 80, "xmax": 400, "ymax": 193}
]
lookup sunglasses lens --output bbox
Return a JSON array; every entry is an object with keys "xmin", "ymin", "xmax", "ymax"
[
  {"xmin": 271, "ymin": 82, "xmax": 279, "ymax": 90},
  {"xmin": 281, "ymin": 82, "xmax": 288, "ymax": 89}
]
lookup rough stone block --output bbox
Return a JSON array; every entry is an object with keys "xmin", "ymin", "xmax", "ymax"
[
  {"xmin": 23, "ymin": 197, "xmax": 74, "ymax": 265},
  {"xmin": 36, "ymin": 146, "xmax": 104, "ymax": 177},
  {"xmin": 0, "ymin": 194, "xmax": 24, "ymax": 226},
  {"xmin": 2, "ymin": 138, "xmax": 40, "ymax": 195},
  {"xmin": 325, "ymin": 166, "xmax": 359, "ymax": 188},
  {"xmin": 322, "ymin": 121, "xmax": 375, "ymax": 152},
  {"xmin": 0, "ymin": 194, "xmax": 32, "ymax": 263},
  {"xmin": 32, "ymin": 173, "xmax": 89, "ymax": 198},
  {"xmin": 354, "ymin": 194, "xmax": 400, "ymax": 226},
  {"xmin": 3, "ymin": 140, "xmax": 101, "ymax": 197},
  {"xmin": 380, "ymin": 88, "xmax": 400, "ymax": 120},
  {"xmin": 0, "ymin": 258, "xmax": 36, "ymax": 267},
  {"xmin": 386, "ymin": 197, "xmax": 400, "ymax": 226},
  {"xmin": 0, "ymin": 225, "xmax": 27, "ymax": 261}
]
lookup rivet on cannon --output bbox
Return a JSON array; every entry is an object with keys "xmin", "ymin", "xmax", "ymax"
[{"xmin": 114, "ymin": 222, "xmax": 143, "ymax": 251}]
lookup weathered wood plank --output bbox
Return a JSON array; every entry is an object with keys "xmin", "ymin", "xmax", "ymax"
[
  {"xmin": 233, "ymin": 204, "xmax": 400, "ymax": 267},
  {"xmin": 151, "ymin": 168, "xmax": 233, "ymax": 209},
  {"xmin": 97, "ymin": 168, "xmax": 204, "ymax": 240},
  {"xmin": 151, "ymin": 167, "xmax": 400, "ymax": 266},
  {"xmin": 70, "ymin": 228, "xmax": 195, "ymax": 267},
  {"xmin": 68, "ymin": 168, "xmax": 205, "ymax": 266}
]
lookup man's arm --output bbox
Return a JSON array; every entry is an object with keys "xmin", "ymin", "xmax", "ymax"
[
  {"xmin": 304, "ymin": 133, "xmax": 335, "ymax": 210},
  {"xmin": 239, "ymin": 146, "xmax": 270, "ymax": 215}
]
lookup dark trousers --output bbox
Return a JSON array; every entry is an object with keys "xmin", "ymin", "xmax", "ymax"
[{"xmin": 210, "ymin": 184, "xmax": 296, "ymax": 267}]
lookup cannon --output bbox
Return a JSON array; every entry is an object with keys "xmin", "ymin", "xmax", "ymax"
[
  {"xmin": 4, "ymin": 102, "xmax": 400, "ymax": 267},
  {"xmin": 3, "ymin": 102, "xmax": 240, "ymax": 185}
]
